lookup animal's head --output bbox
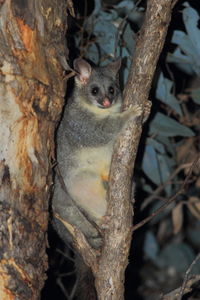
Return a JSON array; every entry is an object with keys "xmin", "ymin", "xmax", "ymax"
[{"xmin": 73, "ymin": 58, "xmax": 122, "ymax": 109}]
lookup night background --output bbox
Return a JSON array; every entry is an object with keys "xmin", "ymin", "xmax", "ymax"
[{"xmin": 42, "ymin": 0, "xmax": 200, "ymax": 299}]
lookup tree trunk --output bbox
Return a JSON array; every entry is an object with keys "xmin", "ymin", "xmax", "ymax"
[
  {"xmin": 0, "ymin": 1, "xmax": 69, "ymax": 299},
  {"xmin": 69, "ymin": 0, "xmax": 178, "ymax": 299}
]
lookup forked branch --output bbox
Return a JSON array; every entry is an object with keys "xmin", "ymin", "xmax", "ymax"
[{"xmin": 94, "ymin": 1, "xmax": 178, "ymax": 299}]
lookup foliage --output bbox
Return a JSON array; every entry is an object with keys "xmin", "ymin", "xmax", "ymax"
[
  {"xmin": 73, "ymin": 0, "xmax": 200, "ymax": 297},
  {"xmin": 167, "ymin": 2, "xmax": 200, "ymax": 75},
  {"xmin": 47, "ymin": 1, "xmax": 200, "ymax": 299}
]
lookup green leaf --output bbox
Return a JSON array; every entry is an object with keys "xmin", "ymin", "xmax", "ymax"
[
  {"xmin": 123, "ymin": 23, "xmax": 135, "ymax": 55},
  {"xmin": 147, "ymin": 138, "xmax": 165, "ymax": 154},
  {"xmin": 168, "ymin": 3, "xmax": 200, "ymax": 76},
  {"xmin": 144, "ymin": 231, "xmax": 159, "ymax": 262},
  {"xmin": 155, "ymin": 136, "xmax": 175, "ymax": 156},
  {"xmin": 156, "ymin": 73, "xmax": 182, "ymax": 115},
  {"xmin": 191, "ymin": 88, "xmax": 200, "ymax": 105},
  {"xmin": 142, "ymin": 145, "xmax": 161, "ymax": 185},
  {"xmin": 149, "ymin": 113, "xmax": 194, "ymax": 137},
  {"xmin": 156, "ymin": 243, "xmax": 200, "ymax": 274}
]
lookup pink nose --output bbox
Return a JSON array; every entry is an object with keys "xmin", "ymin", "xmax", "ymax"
[{"xmin": 103, "ymin": 98, "xmax": 111, "ymax": 107}]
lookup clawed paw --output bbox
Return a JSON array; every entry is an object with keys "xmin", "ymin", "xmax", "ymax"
[
  {"xmin": 99, "ymin": 215, "xmax": 110, "ymax": 230},
  {"xmin": 130, "ymin": 104, "xmax": 142, "ymax": 118},
  {"xmin": 143, "ymin": 100, "xmax": 152, "ymax": 122}
]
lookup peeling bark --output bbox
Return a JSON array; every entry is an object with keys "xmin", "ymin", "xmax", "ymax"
[{"xmin": 0, "ymin": 1, "xmax": 69, "ymax": 299}]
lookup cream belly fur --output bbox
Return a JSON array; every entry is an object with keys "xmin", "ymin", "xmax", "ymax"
[{"xmin": 65, "ymin": 145, "xmax": 113, "ymax": 220}]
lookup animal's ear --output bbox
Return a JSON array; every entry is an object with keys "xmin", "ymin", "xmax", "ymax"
[
  {"xmin": 73, "ymin": 58, "xmax": 92, "ymax": 85},
  {"xmin": 106, "ymin": 58, "xmax": 121, "ymax": 75}
]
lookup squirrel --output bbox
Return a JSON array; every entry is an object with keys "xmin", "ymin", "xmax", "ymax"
[{"xmin": 52, "ymin": 58, "xmax": 143, "ymax": 299}]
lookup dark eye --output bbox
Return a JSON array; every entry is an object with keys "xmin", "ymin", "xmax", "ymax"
[
  {"xmin": 91, "ymin": 87, "xmax": 99, "ymax": 95},
  {"xmin": 109, "ymin": 86, "xmax": 115, "ymax": 94}
]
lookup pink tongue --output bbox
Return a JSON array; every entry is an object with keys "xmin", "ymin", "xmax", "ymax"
[{"xmin": 103, "ymin": 98, "xmax": 111, "ymax": 107}]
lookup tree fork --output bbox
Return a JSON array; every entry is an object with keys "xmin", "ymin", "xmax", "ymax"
[{"xmin": 94, "ymin": 0, "xmax": 178, "ymax": 299}]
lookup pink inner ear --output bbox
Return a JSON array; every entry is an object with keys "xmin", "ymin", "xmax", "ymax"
[
  {"xmin": 74, "ymin": 58, "xmax": 92, "ymax": 84},
  {"xmin": 78, "ymin": 68, "xmax": 91, "ymax": 83}
]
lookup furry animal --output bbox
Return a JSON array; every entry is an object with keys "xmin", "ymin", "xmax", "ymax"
[{"xmin": 53, "ymin": 58, "xmax": 142, "ymax": 248}]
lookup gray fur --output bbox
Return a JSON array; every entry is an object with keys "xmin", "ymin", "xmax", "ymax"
[{"xmin": 52, "ymin": 58, "xmax": 141, "ymax": 248}]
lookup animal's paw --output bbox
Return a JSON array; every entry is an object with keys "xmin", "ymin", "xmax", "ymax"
[
  {"xmin": 99, "ymin": 214, "xmax": 111, "ymax": 230},
  {"xmin": 143, "ymin": 100, "xmax": 152, "ymax": 122},
  {"xmin": 131, "ymin": 104, "xmax": 143, "ymax": 118}
]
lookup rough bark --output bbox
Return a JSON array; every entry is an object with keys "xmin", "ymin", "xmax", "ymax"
[
  {"xmin": 94, "ymin": 0, "xmax": 178, "ymax": 299},
  {"xmin": 0, "ymin": 1, "xmax": 69, "ymax": 299},
  {"xmin": 63, "ymin": 1, "xmax": 179, "ymax": 299}
]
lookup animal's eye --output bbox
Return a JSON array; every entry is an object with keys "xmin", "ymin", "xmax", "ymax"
[
  {"xmin": 91, "ymin": 87, "xmax": 99, "ymax": 95},
  {"xmin": 109, "ymin": 86, "xmax": 114, "ymax": 94}
]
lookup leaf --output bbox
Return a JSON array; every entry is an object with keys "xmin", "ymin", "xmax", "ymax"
[
  {"xmin": 168, "ymin": 47, "xmax": 192, "ymax": 65},
  {"xmin": 92, "ymin": 0, "xmax": 102, "ymax": 15},
  {"xmin": 191, "ymin": 88, "xmax": 200, "ymax": 105},
  {"xmin": 83, "ymin": 7, "xmax": 120, "ymax": 62},
  {"xmin": 167, "ymin": 49, "xmax": 194, "ymax": 75},
  {"xmin": 149, "ymin": 200, "xmax": 172, "ymax": 225},
  {"xmin": 156, "ymin": 73, "xmax": 182, "ymax": 115},
  {"xmin": 115, "ymin": 0, "xmax": 135, "ymax": 11},
  {"xmin": 188, "ymin": 197, "xmax": 200, "ymax": 220},
  {"xmin": 142, "ymin": 183, "xmax": 153, "ymax": 193},
  {"xmin": 149, "ymin": 112, "xmax": 194, "ymax": 137},
  {"xmin": 156, "ymin": 243, "xmax": 200, "ymax": 274},
  {"xmin": 172, "ymin": 203, "xmax": 183, "ymax": 234},
  {"xmin": 172, "ymin": 30, "xmax": 198, "ymax": 62},
  {"xmin": 115, "ymin": 0, "xmax": 144, "ymax": 25},
  {"xmin": 142, "ymin": 143, "xmax": 174, "ymax": 190},
  {"xmin": 175, "ymin": 138, "xmax": 194, "ymax": 164},
  {"xmin": 142, "ymin": 144, "xmax": 161, "ymax": 185},
  {"xmin": 92, "ymin": 14, "xmax": 117, "ymax": 56},
  {"xmin": 120, "ymin": 51, "xmax": 131, "ymax": 85},
  {"xmin": 186, "ymin": 221, "xmax": 200, "ymax": 248},
  {"xmin": 156, "ymin": 136, "xmax": 175, "ymax": 156},
  {"xmin": 123, "ymin": 23, "xmax": 135, "ymax": 55},
  {"xmin": 196, "ymin": 177, "xmax": 200, "ymax": 188},
  {"xmin": 85, "ymin": 44, "xmax": 100, "ymax": 65},
  {"xmin": 147, "ymin": 138, "xmax": 165, "ymax": 154},
  {"xmin": 157, "ymin": 154, "xmax": 172, "ymax": 195},
  {"xmin": 143, "ymin": 231, "xmax": 159, "ymax": 262},
  {"xmin": 168, "ymin": 4, "xmax": 200, "ymax": 76},
  {"xmin": 183, "ymin": 3, "xmax": 200, "ymax": 54}
]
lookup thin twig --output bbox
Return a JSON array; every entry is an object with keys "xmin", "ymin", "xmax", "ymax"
[
  {"xmin": 141, "ymin": 162, "xmax": 192, "ymax": 210},
  {"xmin": 178, "ymin": 252, "xmax": 200, "ymax": 300},
  {"xmin": 114, "ymin": 15, "xmax": 129, "ymax": 59},
  {"xmin": 69, "ymin": 277, "xmax": 78, "ymax": 300},
  {"xmin": 161, "ymin": 275, "xmax": 200, "ymax": 300},
  {"xmin": 57, "ymin": 277, "xmax": 71, "ymax": 299},
  {"xmin": 133, "ymin": 156, "xmax": 200, "ymax": 232}
]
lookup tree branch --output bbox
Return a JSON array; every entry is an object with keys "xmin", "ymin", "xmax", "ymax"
[
  {"xmin": 132, "ymin": 156, "xmax": 199, "ymax": 232},
  {"xmin": 95, "ymin": 0, "xmax": 178, "ymax": 299},
  {"xmin": 123, "ymin": 0, "xmax": 177, "ymax": 108},
  {"xmin": 178, "ymin": 252, "xmax": 200, "ymax": 300},
  {"xmin": 161, "ymin": 275, "xmax": 200, "ymax": 300},
  {"xmin": 54, "ymin": 213, "xmax": 98, "ymax": 273}
]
